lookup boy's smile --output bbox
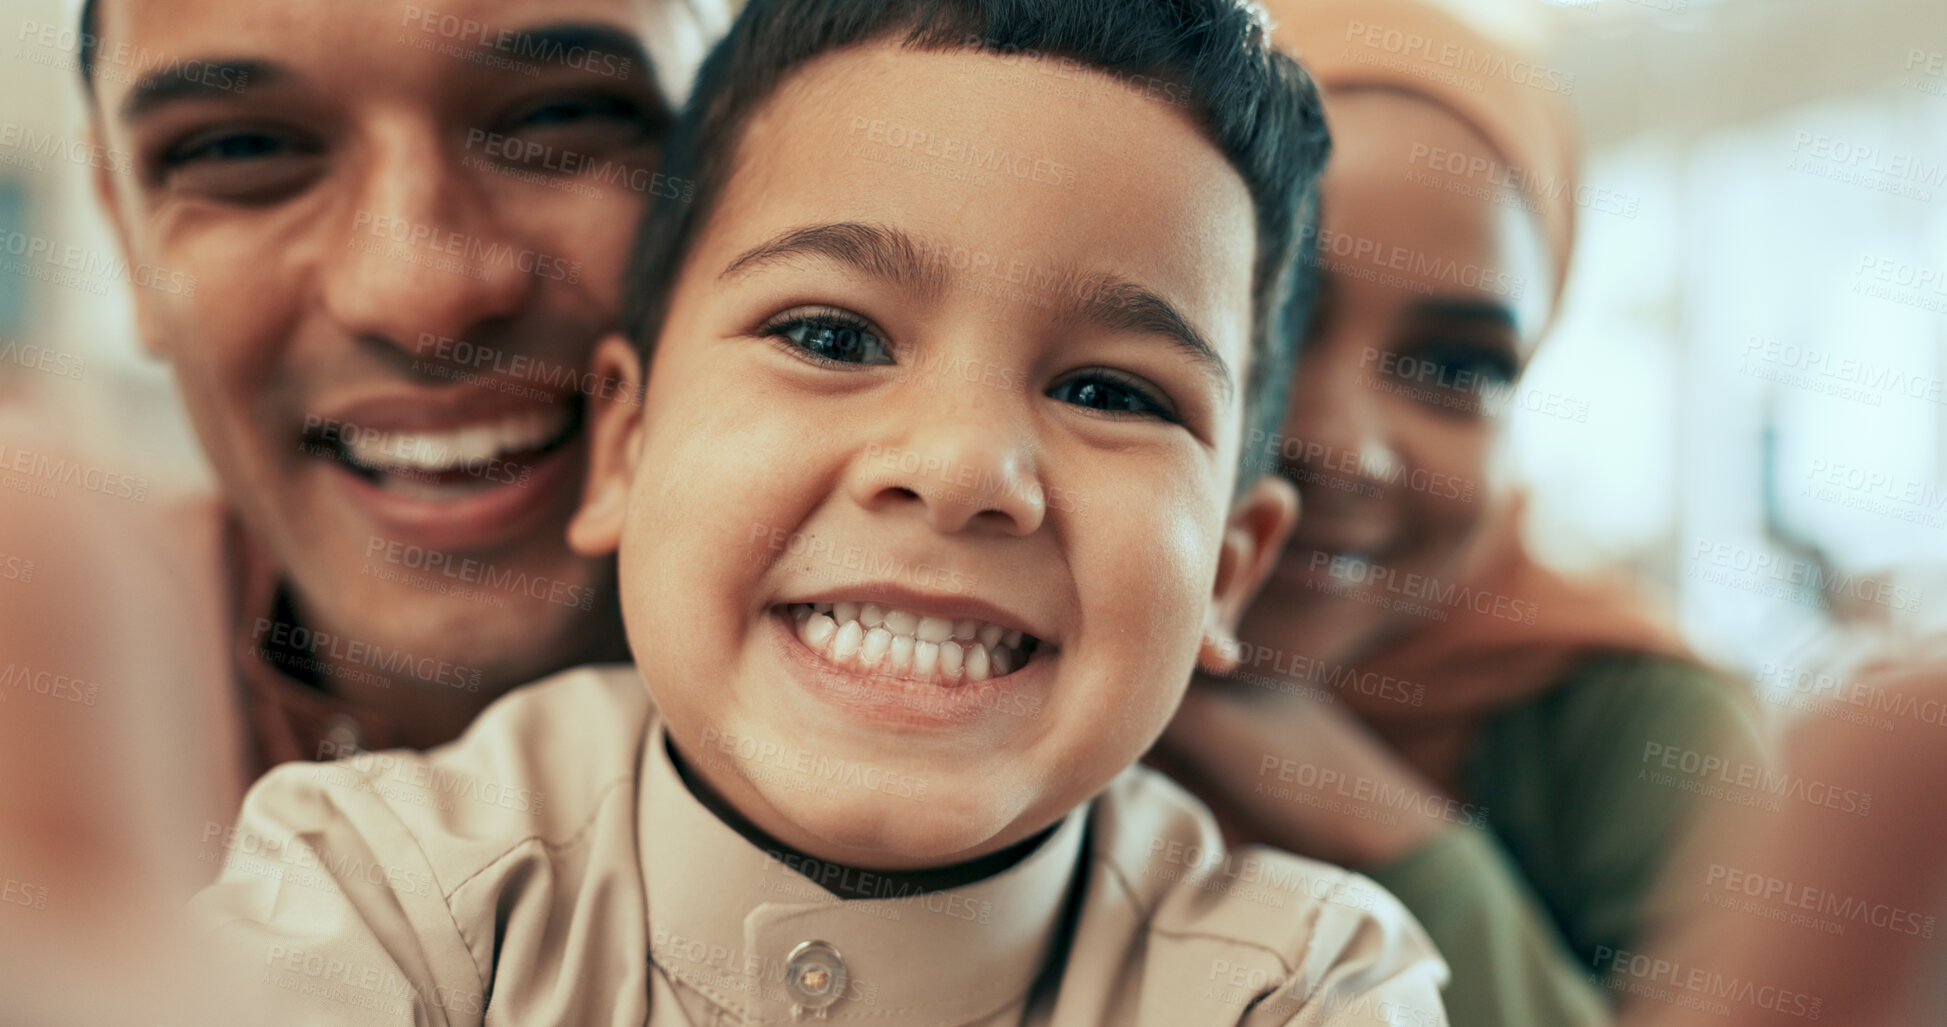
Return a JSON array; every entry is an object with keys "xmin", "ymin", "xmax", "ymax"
[{"xmin": 572, "ymin": 41, "xmax": 1294, "ymax": 870}]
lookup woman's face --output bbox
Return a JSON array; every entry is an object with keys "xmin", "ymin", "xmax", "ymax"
[{"xmin": 1239, "ymin": 90, "xmax": 1555, "ymax": 667}]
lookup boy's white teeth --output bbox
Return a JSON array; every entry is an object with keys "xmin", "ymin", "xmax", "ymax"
[
  {"xmin": 339, "ymin": 409, "xmax": 567, "ymax": 473},
  {"xmin": 787, "ymin": 601, "xmax": 1039, "ymax": 684}
]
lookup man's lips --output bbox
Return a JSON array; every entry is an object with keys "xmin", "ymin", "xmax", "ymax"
[{"xmin": 302, "ymin": 392, "xmax": 583, "ymax": 489}]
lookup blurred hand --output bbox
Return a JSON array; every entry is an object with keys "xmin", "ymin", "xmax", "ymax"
[{"xmin": 1152, "ymin": 674, "xmax": 1457, "ymax": 869}]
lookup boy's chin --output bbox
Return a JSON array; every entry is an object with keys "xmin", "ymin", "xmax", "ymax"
[{"xmin": 763, "ymin": 786, "xmax": 1044, "ymax": 872}]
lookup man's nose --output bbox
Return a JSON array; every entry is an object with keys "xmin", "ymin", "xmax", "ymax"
[{"xmin": 321, "ymin": 118, "xmax": 535, "ymax": 354}]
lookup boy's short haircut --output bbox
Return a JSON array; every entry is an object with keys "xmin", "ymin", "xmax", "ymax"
[{"xmin": 622, "ymin": 0, "xmax": 1330, "ymax": 483}]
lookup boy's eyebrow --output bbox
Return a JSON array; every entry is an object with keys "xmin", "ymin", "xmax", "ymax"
[
  {"xmin": 719, "ymin": 222, "xmax": 946, "ymax": 301},
  {"xmin": 720, "ymin": 222, "xmax": 1234, "ymax": 403},
  {"xmin": 120, "ymin": 60, "xmax": 284, "ymax": 122}
]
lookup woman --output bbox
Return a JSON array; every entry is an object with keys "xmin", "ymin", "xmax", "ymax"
[{"xmin": 1154, "ymin": 2, "xmax": 1763, "ymax": 1024}]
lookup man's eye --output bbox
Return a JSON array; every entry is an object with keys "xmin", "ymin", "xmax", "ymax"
[
  {"xmin": 156, "ymin": 129, "xmax": 322, "ymax": 203},
  {"xmin": 1049, "ymin": 371, "xmax": 1176, "ymax": 421},
  {"xmin": 166, "ymin": 132, "xmax": 289, "ymax": 163},
  {"xmin": 490, "ymin": 93, "xmax": 661, "ymax": 165},
  {"xmin": 767, "ymin": 310, "xmax": 894, "ymax": 366}
]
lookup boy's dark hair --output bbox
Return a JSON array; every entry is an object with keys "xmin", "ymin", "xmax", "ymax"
[{"xmin": 623, "ymin": 0, "xmax": 1330, "ymax": 488}]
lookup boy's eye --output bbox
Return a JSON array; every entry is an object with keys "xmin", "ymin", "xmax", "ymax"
[
  {"xmin": 156, "ymin": 128, "xmax": 324, "ymax": 204},
  {"xmin": 1048, "ymin": 370, "xmax": 1176, "ymax": 422},
  {"xmin": 764, "ymin": 309, "xmax": 894, "ymax": 366}
]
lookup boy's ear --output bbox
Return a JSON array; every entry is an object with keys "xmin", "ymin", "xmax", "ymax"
[
  {"xmin": 567, "ymin": 333, "xmax": 647, "ymax": 558},
  {"xmin": 1197, "ymin": 473, "xmax": 1300, "ymax": 675}
]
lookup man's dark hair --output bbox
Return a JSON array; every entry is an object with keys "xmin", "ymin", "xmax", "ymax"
[
  {"xmin": 77, "ymin": 0, "xmax": 100, "ymax": 92},
  {"xmin": 622, "ymin": 0, "xmax": 1329, "ymax": 490}
]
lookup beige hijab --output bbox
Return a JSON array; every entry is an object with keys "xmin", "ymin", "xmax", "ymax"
[{"xmin": 1265, "ymin": 0, "xmax": 1693, "ymax": 786}]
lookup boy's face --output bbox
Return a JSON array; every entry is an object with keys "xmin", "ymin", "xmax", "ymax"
[
  {"xmin": 574, "ymin": 43, "xmax": 1295, "ymax": 869},
  {"xmin": 89, "ymin": 0, "xmax": 715, "ymax": 697}
]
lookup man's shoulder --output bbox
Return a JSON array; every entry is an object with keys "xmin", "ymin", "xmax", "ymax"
[
  {"xmin": 1082, "ymin": 763, "xmax": 1449, "ymax": 1024},
  {"xmin": 237, "ymin": 663, "xmax": 654, "ymax": 892}
]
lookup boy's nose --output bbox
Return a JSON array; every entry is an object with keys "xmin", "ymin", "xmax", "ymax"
[{"xmin": 848, "ymin": 407, "xmax": 1047, "ymax": 538}]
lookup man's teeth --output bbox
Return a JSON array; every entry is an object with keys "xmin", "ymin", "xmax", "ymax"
[
  {"xmin": 340, "ymin": 409, "xmax": 566, "ymax": 473},
  {"xmin": 789, "ymin": 602, "xmax": 1034, "ymax": 684}
]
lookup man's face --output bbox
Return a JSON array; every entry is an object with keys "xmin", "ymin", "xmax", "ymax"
[
  {"xmin": 573, "ymin": 43, "xmax": 1292, "ymax": 869},
  {"xmin": 90, "ymin": 0, "xmax": 717, "ymax": 696}
]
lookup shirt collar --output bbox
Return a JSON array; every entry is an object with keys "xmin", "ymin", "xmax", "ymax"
[
  {"xmin": 639, "ymin": 720, "xmax": 1085, "ymax": 1024},
  {"xmin": 226, "ymin": 515, "xmax": 405, "ymax": 775}
]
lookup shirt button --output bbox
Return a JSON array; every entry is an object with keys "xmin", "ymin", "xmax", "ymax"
[
  {"xmin": 783, "ymin": 940, "xmax": 847, "ymax": 1019},
  {"xmin": 323, "ymin": 716, "xmax": 362, "ymax": 758}
]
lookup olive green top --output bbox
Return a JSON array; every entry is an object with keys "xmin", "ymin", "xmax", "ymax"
[{"xmin": 1364, "ymin": 653, "xmax": 1762, "ymax": 1027}]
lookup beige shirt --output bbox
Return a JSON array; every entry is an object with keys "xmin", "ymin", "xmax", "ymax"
[{"xmin": 191, "ymin": 665, "xmax": 1448, "ymax": 1026}]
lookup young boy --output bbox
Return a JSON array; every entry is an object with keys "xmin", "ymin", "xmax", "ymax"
[{"xmin": 189, "ymin": 1, "xmax": 1450, "ymax": 1023}]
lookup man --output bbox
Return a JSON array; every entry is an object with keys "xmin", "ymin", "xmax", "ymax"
[{"xmin": 81, "ymin": 0, "xmax": 726, "ymax": 777}]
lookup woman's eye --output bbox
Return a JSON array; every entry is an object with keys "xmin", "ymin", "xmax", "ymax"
[
  {"xmin": 1049, "ymin": 372, "xmax": 1175, "ymax": 421},
  {"xmin": 1404, "ymin": 341, "xmax": 1518, "ymax": 386},
  {"xmin": 769, "ymin": 312, "xmax": 894, "ymax": 366}
]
